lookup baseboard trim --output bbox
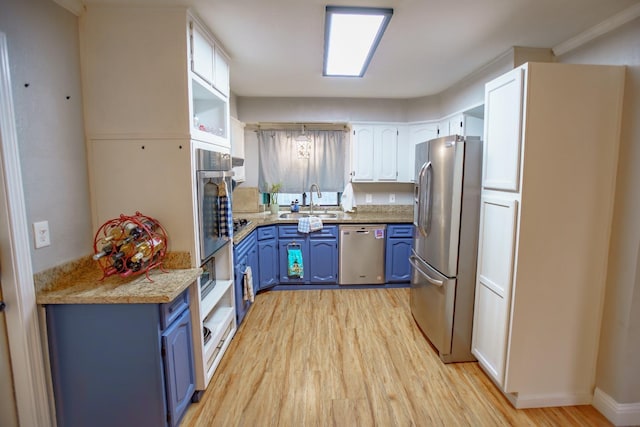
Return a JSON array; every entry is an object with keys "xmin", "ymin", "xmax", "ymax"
[
  {"xmin": 592, "ymin": 387, "xmax": 640, "ymax": 426},
  {"xmin": 506, "ymin": 391, "xmax": 592, "ymax": 409}
]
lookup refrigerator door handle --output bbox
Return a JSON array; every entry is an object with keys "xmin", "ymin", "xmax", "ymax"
[
  {"xmin": 409, "ymin": 255, "xmax": 444, "ymax": 287},
  {"xmin": 423, "ymin": 162, "xmax": 433, "ymax": 236},
  {"xmin": 415, "ymin": 162, "xmax": 429, "ymax": 236}
]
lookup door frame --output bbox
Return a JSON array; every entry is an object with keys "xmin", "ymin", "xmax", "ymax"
[{"xmin": 0, "ymin": 32, "xmax": 53, "ymax": 427}]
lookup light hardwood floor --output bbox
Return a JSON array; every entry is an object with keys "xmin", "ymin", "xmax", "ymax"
[{"xmin": 181, "ymin": 288, "xmax": 611, "ymax": 426}]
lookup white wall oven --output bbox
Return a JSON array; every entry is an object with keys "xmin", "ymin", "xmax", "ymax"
[{"xmin": 191, "ymin": 147, "xmax": 237, "ymax": 396}]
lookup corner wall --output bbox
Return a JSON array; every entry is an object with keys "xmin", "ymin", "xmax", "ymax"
[
  {"xmin": 0, "ymin": 0, "xmax": 92, "ymax": 273},
  {"xmin": 557, "ymin": 17, "xmax": 640, "ymax": 406}
]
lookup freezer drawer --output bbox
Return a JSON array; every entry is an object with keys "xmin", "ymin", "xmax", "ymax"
[
  {"xmin": 339, "ymin": 225, "xmax": 386, "ymax": 285},
  {"xmin": 409, "ymin": 250, "xmax": 456, "ymax": 357}
]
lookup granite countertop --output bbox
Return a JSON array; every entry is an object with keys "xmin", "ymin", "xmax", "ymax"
[
  {"xmin": 233, "ymin": 206, "xmax": 414, "ymax": 243},
  {"xmin": 36, "ymin": 253, "xmax": 200, "ymax": 305}
]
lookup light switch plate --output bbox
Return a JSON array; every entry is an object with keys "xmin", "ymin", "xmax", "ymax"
[
  {"xmin": 33, "ymin": 220, "xmax": 51, "ymax": 248},
  {"xmin": 365, "ymin": 193, "xmax": 373, "ymax": 203},
  {"xmin": 389, "ymin": 193, "xmax": 395, "ymax": 203}
]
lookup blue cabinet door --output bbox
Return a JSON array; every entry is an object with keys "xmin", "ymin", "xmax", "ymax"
[
  {"xmin": 234, "ymin": 254, "xmax": 250, "ymax": 325},
  {"xmin": 385, "ymin": 238, "xmax": 413, "ymax": 283},
  {"xmin": 248, "ymin": 244, "xmax": 259, "ymax": 295},
  {"xmin": 234, "ymin": 231, "xmax": 257, "ymax": 325},
  {"xmin": 162, "ymin": 309, "xmax": 195, "ymax": 427},
  {"xmin": 258, "ymin": 238, "xmax": 278, "ymax": 289},
  {"xmin": 309, "ymin": 239, "xmax": 338, "ymax": 284},
  {"xmin": 278, "ymin": 238, "xmax": 309, "ymax": 284}
]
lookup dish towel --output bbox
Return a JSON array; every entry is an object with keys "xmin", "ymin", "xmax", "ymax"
[
  {"xmin": 243, "ymin": 266, "xmax": 254, "ymax": 302},
  {"xmin": 298, "ymin": 217, "xmax": 311, "ymax": 233},
  {"xmin": 287, "ymin": 245, "xmax": 304, "ymax": 278},
  {"xmin": 340, "ymin": 181, "xmax": 356, "ymax": 213},
  {"xmin": 219, "ymin": 180, "xmax": 233, "ymax": 239},
  {"xmin": 308, "ymin": 216, "xmax": 323, "ymax": 232},
  {"xmin": 297, "ymin": 216, "xmax": 323, "ymax": 233}
]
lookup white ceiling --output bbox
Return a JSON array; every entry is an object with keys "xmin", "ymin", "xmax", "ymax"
[{"xmin": 83, "ymin": 0, "xmax": 640, "ymax": 98}]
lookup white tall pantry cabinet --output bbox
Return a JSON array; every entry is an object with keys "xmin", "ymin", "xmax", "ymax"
[
  {"xmin": 79, "ymin": 5, "xmax": 236, "ymax": 392},
  {"xmin": 472, "ymin": 62, "xmax": 625, "ymax": 408}
]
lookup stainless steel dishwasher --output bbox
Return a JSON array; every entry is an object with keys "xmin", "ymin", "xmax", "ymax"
[{"xmin": 339, "ymin": 224, "xmax": 386, "ymax": 285}]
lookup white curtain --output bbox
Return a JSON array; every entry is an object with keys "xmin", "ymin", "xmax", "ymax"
[{"xmin": 258, "ymin": 129, "xmax": 346, "ymax": 193}]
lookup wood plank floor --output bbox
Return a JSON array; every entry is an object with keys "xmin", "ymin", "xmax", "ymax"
[{"xmin": 181, "ymin": 288, "xmax": 611, "ymax": 426}]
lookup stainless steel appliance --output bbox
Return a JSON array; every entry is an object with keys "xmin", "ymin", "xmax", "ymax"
[
  {"xmin": 339, "ymin": 225, "xmax": 386, "ymax": 285},
  {"xmin": 410, "ymin": 135, "xmax": 482, "ymax": 363},
  {"xmin": 196, "ymin": 148, "xmax": 233, "ymax": 265}
]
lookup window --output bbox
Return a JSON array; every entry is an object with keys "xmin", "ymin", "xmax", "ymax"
[
  {"xmin": 278, "ymin": 192, "xmax": 340, "ymax": 207},
  {"xmin": 257, "ymin": 129, "xmax": 347, "ymax": 205}
]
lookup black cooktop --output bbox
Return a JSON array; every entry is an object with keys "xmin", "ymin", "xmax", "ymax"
[{"xmin": 233, "ymin": 218, "xmax": 251, "ymax": 233}]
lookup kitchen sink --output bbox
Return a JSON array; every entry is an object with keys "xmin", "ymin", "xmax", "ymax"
[
  {"xmin": 278, "ymin": 212, "xmax": 307, "ymax": 219},
  {"xmin": 278, "ymin": 212, "xmax": 339, "ymax": 219}
]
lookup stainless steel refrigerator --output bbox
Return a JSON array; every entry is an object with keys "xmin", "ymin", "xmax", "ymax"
[{"xmin": 410, "ymin": 135, "xmax": 482, "ymax": 363}]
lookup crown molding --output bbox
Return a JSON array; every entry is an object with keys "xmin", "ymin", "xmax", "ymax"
[{"xmin": 553, "ymin": 3, "xmax": 640, "ymax": 56}]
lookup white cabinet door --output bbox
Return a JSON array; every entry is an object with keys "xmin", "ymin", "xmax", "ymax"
[
  {"xmin": 191, "ymin": 23, "xmax": 214, "ymax": 84},
  {"xmin": 448, "ymin": 114, "xmax": 464, "ymax": 136},
  {"xmin": 483, "ymin": 67, "xmax": 524, "ymax": 192},
  {"xmin": 401, "ymin": 123, "xmax": 437, "ymax": 183},
  {"xmin": 214, "ymin": 46, "xmax": 229, "ymax": 96},
  {"xmin": 377, "ymin": 126, "xmax": 398, "ymax": 181},
  {"xmin": 463, "ymin": 114, "xmax": 484, "ymax": 137},
  {"xmin": 472, "ymin": 195, "xmax": 518, "ymax": 387},
  {"xmin": 436, "ymin": 120, "xmax": 449, "ymax": 137},
  {"xmin": 352, "ymin": 126, "xmax": 375, "ymax": 181},
  {"xmin": 231, "ymin": 118, "xmax": 245, "ymax": 182},
  {"xmin": 351, "ymin": 124, "xmax": 398, "ymax": 182}
]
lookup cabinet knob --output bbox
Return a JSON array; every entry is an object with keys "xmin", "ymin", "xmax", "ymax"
[{"xmin": 0, "ymin": 301, "xmax": 5, "ymax": 312}]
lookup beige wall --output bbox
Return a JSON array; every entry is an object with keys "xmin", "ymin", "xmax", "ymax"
[
  {"xmin": 557, "ymin": 17, "xmax": 640, "ymax": 404},
  {"xmin": 0, "ymin": 0, "xmax": 92, "ymax": 273},
  {"xmin": 238, "ymin": 96, "xmax": 409, "ymax": 123}
]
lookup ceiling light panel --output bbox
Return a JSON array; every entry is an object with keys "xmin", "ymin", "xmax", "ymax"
[{"xmin": 323, "ymin": 6, "xmax": 393, "ymax": 77}]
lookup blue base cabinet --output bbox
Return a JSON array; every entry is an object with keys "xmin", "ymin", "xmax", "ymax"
[
  {"xmin": 234, "ymin": 230, "xmax": 258, "ymax": 325},
  {"xmin": 45, "ymin": 289, "xmax": 195, "ymax": 427},
  {"xmin": 385, "ymin": 224, "xmax": 414, "ymax": 283},
  {"xmin": 234, "ymin": 223, "xmax": 409, "ymax": 292},
  {"xmin": 309, "ymin": 226, "xmax": 338, "ymax": 283},
  {"xmin": 257, "ymin": 226, "xmax": 279, "ymax": 289},
  {"xmin": 278, "ymin": 225, "xmax": 338, "ymax": 285}
]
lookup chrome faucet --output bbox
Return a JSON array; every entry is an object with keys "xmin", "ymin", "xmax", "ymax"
[{"xmin": 309, "ymin": 183, "xmax": 322, "ymax": 215}]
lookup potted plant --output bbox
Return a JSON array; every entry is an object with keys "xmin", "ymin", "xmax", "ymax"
[{"xmin": 268, "ymin": 183, "xmax": 282, "ymax": 215}]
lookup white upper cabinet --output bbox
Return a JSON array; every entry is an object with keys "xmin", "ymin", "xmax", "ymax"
[
  {"xmin": 352, "ymin": 126, "xmax": 375, "ymax": 181},
  {"xmin": 401, "ymin": 122, "xmax": 438, "ymax": 183},
  {"xmin": 378, "ymin": 126, "xmax": 399, "ymax": 181},
  {"xmin": 191, "ymin": 23, "xmax": 214, "ymax": 85},
  {"xmin": 351, "ymin": 124, "xmax": 398, "ymax": 182},
  {"xmin": 188, "ymin": 17, "xmax": 230, "ymax": 145},
  {"xmin": 436, "ymin": 120, "xmax": 449, "ymax": 137},
  {"xmin": 79, "ymin": 7, "xmax": 230, "ymax": 148},
  {"xmin": 436, "ymin": 114, "xmax": 483, "ymax": 139},
  {"xmin": 448, "ymin": 115, "xmax": 463, "ymax": 136},
  {"xmin": 231, "ymin": 117, "xmax": 246, "ymax": 182},
  {"xmin": 214, "ymin": 46, "xmax": 230, "ymax": 96},
  {"xmin": 190, "ymin": 20, "xmax": 229, "ymax": 97},
  {"xmin": 482, "ymin": 67, "xmax": 524, "ymax": 192}
]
